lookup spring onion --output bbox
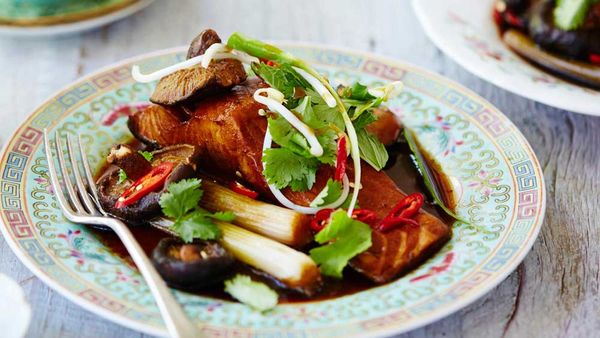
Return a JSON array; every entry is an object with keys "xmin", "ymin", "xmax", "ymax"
[
  {"xmin": 200, "ymin": 180, "xmax": 313, "ymax": 247},
  {"xmin": 404, "ymin": 129, "xmax": 468, "ymax": 223}
]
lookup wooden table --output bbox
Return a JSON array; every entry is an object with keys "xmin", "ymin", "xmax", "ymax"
[{"xmin": 0, "ymin": 1, "xmax": 597, "ymax": 337}]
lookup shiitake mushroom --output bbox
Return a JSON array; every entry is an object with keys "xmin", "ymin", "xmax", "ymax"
[
  {"xmin": 187, "ymin": 29, "xmax": 222, "ymax": 59},
  {"xmin": 152, "ymin": 238, "xmax": 234, "ymax": 289},
  {"xmin": 96, "ymin": 144, "xmax": 201, "ymax": 224},
  {"xmin": 149, "ymin": 29, "xmax": 247, "ymax": 106}
]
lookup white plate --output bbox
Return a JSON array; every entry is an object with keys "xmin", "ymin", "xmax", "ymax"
[
  {"xmin": 412, "ymin": 0, "xmax": 600, "ymax": 116},
  {"xmin": 0, "ymin": 0, "xmax": 154, "ymax": 37}
]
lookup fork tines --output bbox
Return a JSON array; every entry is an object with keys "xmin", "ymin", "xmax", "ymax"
[{"xmin": 44, "ymin": 130, "xmax": 106, "ymax": 221}]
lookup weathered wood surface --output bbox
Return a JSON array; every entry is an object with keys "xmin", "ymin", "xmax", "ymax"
[{"xmin": 0, "ymin": 0, "xmax": 598, "ymax": 337}]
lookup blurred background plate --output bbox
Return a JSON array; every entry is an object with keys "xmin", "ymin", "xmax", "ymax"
[
  {"xmin": 0, "ymin": 0, "xmax": 154, "ymax": 36},
  {"xmin": 412, "ymin": 0, "xmax": 600, "ymax": 116}
]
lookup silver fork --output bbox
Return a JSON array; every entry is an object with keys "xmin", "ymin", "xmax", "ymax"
[{"xmin": 44, "ymin": 130, "xmax": 200, "ymax": 338}]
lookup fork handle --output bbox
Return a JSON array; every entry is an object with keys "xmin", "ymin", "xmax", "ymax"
[{"xmin": 108, "ymin": 218, "xmax": 200, "ymax": 338}]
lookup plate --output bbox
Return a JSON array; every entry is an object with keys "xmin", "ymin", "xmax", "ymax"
[
  {"xmin": 0, "ymin": 43, "xmax": 546, "ymax": 337},
  {"xmin": 412, "ymin": 0, "xmax": 600, "ymax": 116},
  {"xmin": 0, "ymin": 0, "xmax": 154, "ymax": 37}
]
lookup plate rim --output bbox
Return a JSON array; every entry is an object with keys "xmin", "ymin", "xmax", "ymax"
[
  {"xmin": 0, "ymin": 0, "xmax": 155, "ymax": 37},
  {"xmin": 411, "ymin": 0, "xmax": 600, "ymax": 116},
  {"xmin": 0, "ymin": 42, "xmax": 546, "ymax": 337}
]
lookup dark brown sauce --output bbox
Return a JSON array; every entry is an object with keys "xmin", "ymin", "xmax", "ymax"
[{"xmin": 91, "ymin": 134, "xmax": 454, "ymax": 303}]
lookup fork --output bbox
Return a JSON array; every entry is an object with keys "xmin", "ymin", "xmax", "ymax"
[{"xmin": 44, "ymin": 130, "xmax": 200, "ymax": 338}]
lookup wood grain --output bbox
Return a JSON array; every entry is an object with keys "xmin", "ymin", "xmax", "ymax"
[{"xmin": 0, "ymin": 0, "xmax": 598, "ymax": 337}]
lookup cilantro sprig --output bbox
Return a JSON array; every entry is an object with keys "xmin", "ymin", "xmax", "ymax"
[
  {"xmin": 309, "ymin": 210, "xmax": 372, "ymax": 278},
  {"xmin": 117, "ymin": 169, "xmax": 128, "ymax": 184},
  {"xmin": 224, "ymin": 274, "xmax": 278, "ymax": 312},
  {"xmin": 138, "ymin": 150, "xmax": 153, "ymax": 162},
  {"xmin": 159, "ymin": 178, "xmax": 235, "ymax": 242}
]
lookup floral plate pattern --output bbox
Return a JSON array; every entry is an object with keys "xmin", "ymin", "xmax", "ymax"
[
  {"xmin": 0, "ymin": 44, "xmax": 546, "ymax": 337},
  {"xmin": 412, "ymin": 0, "xmax": 600, "ymax": 116}
]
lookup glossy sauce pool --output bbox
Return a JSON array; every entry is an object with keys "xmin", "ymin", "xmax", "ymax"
[{"xmin": 91, "ymin": 137, "xmax": 453, "ymax": 303}]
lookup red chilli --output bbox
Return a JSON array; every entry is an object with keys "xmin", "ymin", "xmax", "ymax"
[
  {"xmin": 309, "ymin": 208, "xmax": 378, "ymax": 233},
  {"xmin": 228, "ymin": 181, "xmax": 259, "ymax": 199},
  {"xmin": 115, "ymin": 162, "xmax": 174, "ymax": 209},
  {"xmin": 378, "ymin": 193, "xmax": 424, "ymax": 232},
  {"xmin": 334, "ymin": 135, "xmax": 348, "ymax": 182}
]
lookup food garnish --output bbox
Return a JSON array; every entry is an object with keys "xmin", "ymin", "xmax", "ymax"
[
  {"xmin": 224, "ymin": 274, "xmax": 278, "ymax": 312},
  {"xmin": 115, "ymin": 162, "xmax": 174, "ymax": 209},
  {"xmin": 159, "ymin": 178, "xmax": 235, "ymax": 242},
  {"xmin": 228, "ymin": 181, "xmax": 259, "ymax": 199},
  {"xmin": 378, "ymin": 193, "xmax": 424, "ymax": 232},
  {"xmin": 138, "ymin": 150, "xmax": 153, "ymax": 162},
  {"xmin": 117, "ymin": 168, "xmax": 128, "ymax": 184},
  {"xmin": 309, "ymin": 209, "xmax": 372, "ymax": 278}
]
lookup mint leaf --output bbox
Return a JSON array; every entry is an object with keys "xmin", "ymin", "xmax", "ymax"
[
  {"xmin": 138, "ymin": 150, "xmax": 153, "ymax": 162},
  {"xmin": 306, "ymin": 90, "xmax": 345, "ymax": 130},
  {"xmin": 310, "ymin": 179, "xmax": 343, "ymax": 207},
  {"xmin": 353, "ymin": 110, "xmax": 378, "ymax": 129},
  {"xmin": 262, "ymin": 148, "xmax": 319, "ymax": 191},
  {"xmin": 224, "ymin": 274, "xmax": 278, "ymax": 312},
  {"xmin": 159, "ymin": 178, "xmax": 203, "ymax": 219},
  {"xmin": 117, "ymin": 169, "xmax": 128, "ymax": 184},
  {"xmin": 356, "ymin": 128, "xmax": 389, "ymax": 171},
  {"xmin": 554, "ymin": 0, "xmax": 593, "ymax": 30},
  {"xmin": 309, "ymin": 210, "xmax": 372, "ymax": 278}
]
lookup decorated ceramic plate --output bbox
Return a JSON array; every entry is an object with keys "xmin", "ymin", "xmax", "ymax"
[
  {"xmin": 0, "ymin": 0, "xmax": 154, "ymax": 36},
  {"xmin": 0, "ymin": 43, "xmax": 545, "ymax": 337},
  {"xmin": 412, "ymin": 0, "xmax": 600, "ymax": 116}
]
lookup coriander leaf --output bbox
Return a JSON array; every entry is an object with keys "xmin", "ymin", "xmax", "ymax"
[
  {"xmin": 209, "ymin": 211, "xmax": 236, "ymax": 222},
  {"xmin": 262, "ymin": 148, "xmax": 319, "ymax": 191},
  {"xmin": 292, "ymin": 96, "xmax": 326, "ymax": 129},
  {"xmin": 309, "ymin": 210, "xmax": 372, "ymax": 278},
  {"xmin": 339, "ymin": 82, "xmax": 377, "ymax": 101},
  {"xmin": 171, "ymin": 211, "xmax": 221, "ymax": 243},
  {"xmin": 353, "ymin": 110, "xmax": 378, "ymax": 129},
  {"xmin": 356, "ymin": 128, "xmax": 389, "ymax": 171},
  {"xmin": 251, "ymin": 62, "xmax": 309, "ymax": 102},
  {"xmin": 309, "ymin": 179, "xmax": 343, "ymax": 207},
  {"xmin": 117, "ymin": 169, "xmax": 128, "ymax": 184},
  {"xmin": 138, "ymin": 150, "xmax": 153, "ymax": 162},
  {"xmin": 554, "ymin": 0, "xmax": 592, "ymax": 30},
  {"xmin": 224, "ymin": 274, "xmax": 278, "ymax": 312},
  {"xmin": 306, "ymin": 90, "xmax": 346, "ymax": 130},
  {"xmin": 159, "ymin": 178, "xmax": 203, "ymax": 219},
  {"xmin": 268, "ymin": 117, "xmax": 312, "ymax": 158}
]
